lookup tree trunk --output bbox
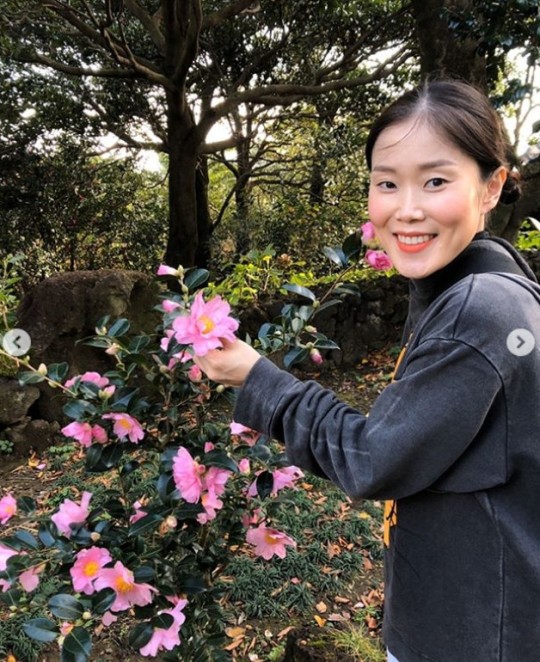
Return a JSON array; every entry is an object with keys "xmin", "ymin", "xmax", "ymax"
[
  {"xmin": 410, "ymin": 0, "xmax": 487, "ymax": 90},
  {"xmin": 195, "ymin": 155, "xmax": 212, "ymax": 267},
  {"xmin": 164, "ymin": 89, "xmax": 200, "ymax": 269}
]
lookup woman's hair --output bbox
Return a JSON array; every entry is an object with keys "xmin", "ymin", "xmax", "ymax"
[{"xmin": 365, "ymin": 79, "xmax": 521, "ymax": 205}]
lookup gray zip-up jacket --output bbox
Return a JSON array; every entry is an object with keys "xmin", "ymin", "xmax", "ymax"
[{"xmin": 233, "ymin": 234, "xmax": 540, "ymax": 662}]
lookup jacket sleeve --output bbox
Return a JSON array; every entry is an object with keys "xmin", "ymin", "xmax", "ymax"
[{"xmin": 233, "ymin": 337, "xmax": 505, "ymax": 500}]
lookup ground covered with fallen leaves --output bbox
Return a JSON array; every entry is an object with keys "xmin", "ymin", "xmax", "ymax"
[{"xmin": 0, "ymin": 348, "xmax": 396, "ymax": 661}]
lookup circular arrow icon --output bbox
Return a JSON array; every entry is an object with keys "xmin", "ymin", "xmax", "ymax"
[
  {"xmin": 506, "ymin": 328, "xmax": 535, "ymax": 357},
  {"xmin": 2, "ymin": 329, "xmax": 32, "ymax": 357}
]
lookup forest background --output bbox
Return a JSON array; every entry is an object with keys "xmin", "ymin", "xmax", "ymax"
[{"xmin": 1, "ymin": 0, "xmax": 539, "ymax": 289}]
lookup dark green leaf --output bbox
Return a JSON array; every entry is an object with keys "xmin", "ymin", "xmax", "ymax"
[
  {"xmin": 13, "ymin": 529, "xmax": 39, "ymax": 550},
  {"xmin": 128, "ymin": 512, "xmax": 163, "ymax": 537},
  {"xmin": 342, "ymin": 232, "xmax": 363, "ymax": 259},
  {"xmin": 314, "ymin": 339, "xmax": 340, "ymax": 350},
  {"xmin": 129, "ymin": 335, "xmax": 151, "ymax": 352},
  {"xmin": 86, "ymin": 443, "xmax": 124, "ymax": 472},
  {"xmin": 62, "ymin": 626, "xmax": 92, "ymax": 662},
  {"xmin": 63, "ymin": 399, "xmax": 97, "ymax": 419},
  {"xmin": 283, "ymin": 347, "xmax": 309, "ymax": 369},
  {"xmin": 313, "ymin": 299, "xmax": 343, "ymax": 314},
  {"xmin": 91, "ymin": 588, "xmax": 116, "ymax": 614},
  {"xmin": 49, "ymin": 594, "xmax": 85, "ymax": 620},
  {"xmin": 23, "ymin": 618, "xmax": 59, "ymax": 643},
  {"xmin": 38, "ymin": 521, "xmax": 58, "ymax": 547},
  {"xmin": 184, "ymin": 268, "xmax": 210, "ymax": 291},
  {"xmin": 282, "ymin": 284, "xmax": 316, "ymax": 301},
  {"xmin": 18, "ymin": 371, "xmax": 45, "ymax": 385},
  {"xmin": 255, "ymin": 471, "xmax": 274, "ymax": 499},
  {"xmin": 47, "ymin": 362, "xmax": 69, "ymax": 383},
  {"xmin": 179, "ymin": 576, "xmax": 207, "ymax": 594},
  {"xmin": 128, "ymin": 622, "xmax": 154, "ymax": 650},
  {"xmin": 0, "ymin": 587, "xmax": 22, "ymax": 606},
  {"xmin": 203, "ymin": 450, "xmax": 238, "ymax": 473},
  {"xmin": 151, "ymin": 613, "xmax": 174, "ymax": 630},
  {"xmin": 322, "ymin": 246, "xmax": 346, "ymax": 266},
  {"xmin": 133, "ymin": 566, "xmax": 155, "ymax": 583},
  {"xmin": 108, "ymin": 318, "xmax": 130, "ymax": 337},
  {"xmin": 120, "ymin": 460, "xmax": 140, "ymax": 476},
  {"xmin": 17, "ymin": 495, "xmax": 36, "ymax": 514}
]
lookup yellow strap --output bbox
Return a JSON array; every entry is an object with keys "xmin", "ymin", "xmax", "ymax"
[{"xmin": 383, "ymin": 338, "xmax": 410, "ymax": 547}]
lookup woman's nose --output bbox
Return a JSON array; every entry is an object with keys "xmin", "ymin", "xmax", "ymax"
[{"xmin": 395, "ymin": 189, "xmax": 424, "ymax": 222}]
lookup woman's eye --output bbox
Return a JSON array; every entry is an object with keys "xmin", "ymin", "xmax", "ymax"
[
  {"xmin": 377, "ymin": 181, "xmax": 396, "ymax": 190},
  {"xmin": 426, "ymin": 177, "xmax": 447, "ymax": 188}
]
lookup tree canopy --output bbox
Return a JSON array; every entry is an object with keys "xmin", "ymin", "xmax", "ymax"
[{"xmin": 0, "ymin": 0, "xmax": 538, "ymax": 271}]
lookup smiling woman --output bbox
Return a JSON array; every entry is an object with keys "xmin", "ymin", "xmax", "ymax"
[{"xmin": 196, "ymin": 79, "xmax": 540, "ymax": 662}]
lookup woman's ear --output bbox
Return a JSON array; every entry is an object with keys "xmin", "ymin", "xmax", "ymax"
[{"xmin": 481, "ymin": 166, "xmax": 507, "ymax": 213}]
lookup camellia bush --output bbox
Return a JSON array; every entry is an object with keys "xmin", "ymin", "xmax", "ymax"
[{"xmin": 0, "ymin": 227, "xmax": 391, "ymax": 661}]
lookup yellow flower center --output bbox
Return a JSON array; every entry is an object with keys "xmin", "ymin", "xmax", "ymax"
[
  {"xmin": 115, "ymin": 576, "xmax": 134, "ymax": 593},
  {"xmin": 83, "ymin": 561, "xmax": 99, "ymax": 577},
  {"xmin": 264, "ymin": 531, "xmax": 280, "ymax": 545},
  {"xmin": 198, "ymin": 315, "xmax": 215, "ymax": 334},
  {"xmin": 119, "ymin": 418, "xmax": 131, "ymax": 429}
]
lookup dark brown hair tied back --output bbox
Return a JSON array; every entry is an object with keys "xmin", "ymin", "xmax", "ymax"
[{"xmin": 500, "ymin": 169, "xmax": 522, "ymax": 205}]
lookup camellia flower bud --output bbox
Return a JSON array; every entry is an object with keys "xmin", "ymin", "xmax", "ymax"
[
  {"xmin": 105, "ymin": 343, "xmax": 121, "ymax": 356},
  {"xmin": 90, "ymin": 532, "xmax": 101, "ymax": 542},
  {"xmin": 304, "ymin": 325, "xmax": 317, "ymax": 334},
  {"xmin": 216, "ymin": 384, "xmax": 225, "ymax": 394},
  {"xmin": 82, "ymin": 611, "xmax": 92, "ymax": 621},
  {"xmin": 310, "ymin": 348, "xmax": 324, "ymax": 365},
  {"xmin": 166, "ymin": 515, "xmax": 178, "ymax": 529},
  {"xmin": 37, "ymin": 363, "xmax": 48, "ymax": 376}
]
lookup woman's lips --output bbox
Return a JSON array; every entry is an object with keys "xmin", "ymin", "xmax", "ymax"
[{"xmin": 395, "ymin": 233, "xmax": 436, "ymax": 253}]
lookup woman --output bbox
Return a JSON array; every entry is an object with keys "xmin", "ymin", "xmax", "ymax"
[{"xmin": 196, "ymin": 80, "xmax": 540, "ymax": 662}]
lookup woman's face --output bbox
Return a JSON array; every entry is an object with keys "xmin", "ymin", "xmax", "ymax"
[{"xmin": 368, "ymin": 118, "xmax": 505, "ymax": 279}]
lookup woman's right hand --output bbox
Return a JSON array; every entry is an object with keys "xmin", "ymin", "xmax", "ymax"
[{"xmin": 194, "ymin": 338, "xmax": 261, "ymax": 388}]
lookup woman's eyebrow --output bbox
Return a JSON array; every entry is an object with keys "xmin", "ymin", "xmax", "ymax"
[{"xmin": 371, "ymin": 159, "xmax": 458, "ymax": 173}]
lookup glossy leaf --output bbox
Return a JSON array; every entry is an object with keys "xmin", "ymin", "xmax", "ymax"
[{"xmin": 23, "ymin": 618, "xmax": 59, "ymax": 643}]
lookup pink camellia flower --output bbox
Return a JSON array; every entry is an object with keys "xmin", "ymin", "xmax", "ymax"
[
  {"xmin": 188, "ymin": 364, "xmax": 203, "ymax": 383},
  {"xmin": 0, "ymin": 543, "xmax": 18, "ymax": 575},
  {"xmin": 19, "ymin": 565, "xmax": 42, "ymax": 593},
  {"xmin": 162, "ymin": 299, "xmax": 182, "ymax": 313},
  {"xmin": 157, "ymin": 264, "xmax": 180, "ymax": 277},
  {"xmin": 93, "ymin": 561, "xmax": 156, "ymax": 612},
  {"xmin": 99, "ymin": 386, "xmax": 116, "ymax": 399},
  {"xmin": 197, "ymin": 491, "xmax": 223, "ymax": 525},
  {"xmin": 196, "ymin": 467, "xmax": 232, "ymax": 524},
  {"xmin": 238, "ymin": 458, "xmax": 251, "ymax": 474},
  {"xmin": 70, "ymin": 546, "xmax": 113, "ymax": 595},
  {"xmin": 65, "ymin": 371, "xmax": 110, "ymax": 389},
  {"xmin": 271, "ymin": 466, "xmax": 304, "ymax": 495},
  {"xmin": 360, "ymin": 221, "xmax": 379, "ymax": 248},
  {"xmin": 102, "ymin": 611, "xmax": 118, "ymax": 627},
  {"xmin": 0, "ymin": 494, "xmax": 17, "ymax": 525},
  {"xmin": 61, "ymin": 422, "xmax": 108, "ymax": 448},
  {"xmin": 172, "ymin": 447, "xmax": 205, "ymax": 503},
  {"xmin": 139, "ymin": 597, "xmax": 188, "ymax": 657},
  {"xmin": 172, "ymin": 291, "xmax": 239, "ymax": 357},
  {"xmin": 102, "ymin": 413, "xmax": 144, "ymax": 444},
  {"xmin": 246, "ymin": 525, "xmax": 296, "ymax": 560},
  {"xmin": 229, "ymin": 421, "xmax": 261, "ymax": 447},
  {"xmin": 129, "ymin": 501, "xmax": 148, "ymax": 525},
  {"xmin": 365, "ymin": 249, "xmax": 393, "ymax": 271},
  {"xmin": 160, "ymin": 330, "xmax": 175, "ymax": 352},
  {"xmin": 51, "ymin": 491, "xmax": 92, "ymax": 538}
]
